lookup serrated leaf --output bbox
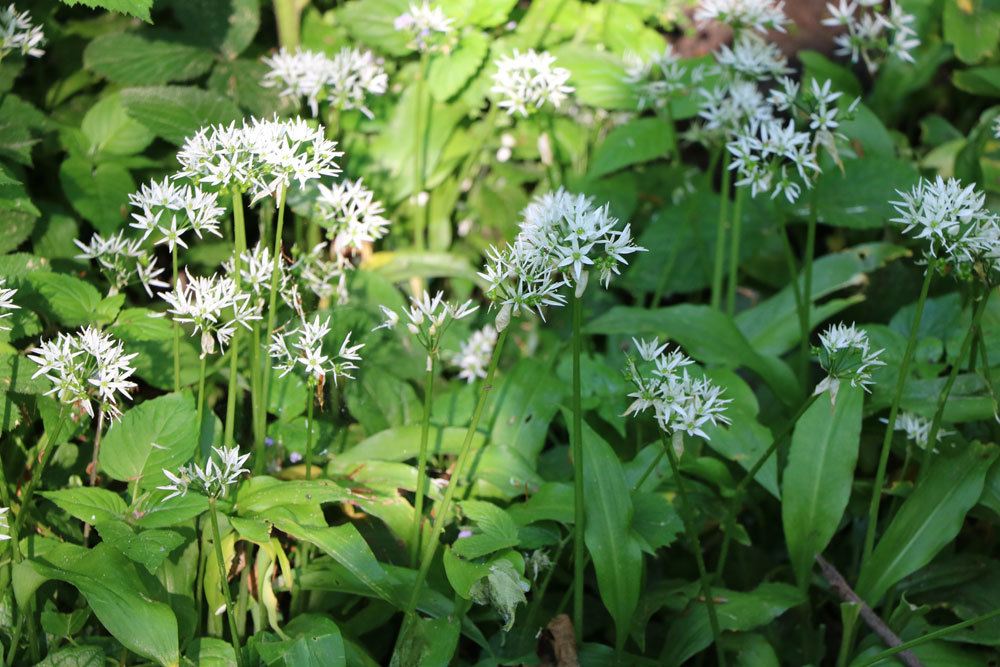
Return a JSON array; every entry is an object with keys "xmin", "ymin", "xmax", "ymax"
[
  {"xmin": 428, "ymin": 31, "xmax": 489, "ymax": 101},
  {"xmin": 42, "ymin": 487, "xmax": 128, "ymax": 525},
  {"xmin": 84, "ymin": 33, "xmax": 215, "ymax": 86},
  {"xmin": 26, "ymin": 272, "xmax": 103, "ymax": 327},
  {"xmin": 120, "ymin": 86, "xmax": 243, "ymax": 145},
  {"xmin": 173, "ymin": 0, "xmax": 260, "ymax": 59},
  {"xmin": 81, "ymin": 93, "xmax": 155, "ymax": 157},
  {"xmin": 60, "ymin": 0, "xmax": 153, "ymax": 22},
  {"xmin": 94, "ymin": 518, "xmax": 185, "ymax": 572},
  {"xmin": 58, "ymin": 157, "xmax": 134, "ymax": 234}
]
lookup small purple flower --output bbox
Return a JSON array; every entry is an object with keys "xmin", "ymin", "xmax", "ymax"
[{"xmin": 289, "ymin": 451, "xmax": 303, "ymax": 464}]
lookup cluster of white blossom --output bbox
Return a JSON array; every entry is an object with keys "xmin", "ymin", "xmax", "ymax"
[
  {"xmin": 158, "ymin": 270, "xmax": 261, "ymax": 357},
  {"xmin": 159, "ymin": 446, "xmax": 251, "ymax": 501},
  {"xmin": 129, "ymin": 177, "xmax": 225, "ymax": 250},
  {"xmin": 270, "ymin": 312, "xmax": 363, "ymax": 385},
  {"xmin": 490, "ymin": 50, "xmax": 574, "ymax": 117},
  {"xmin": 75, "ymin": 232, "xmax": 169, "ymax": 298},
  {"xmin": 623, "ymin": 46, "xmax": 701, "ymax": 111},
  {"xmin": 0, "ymin": 4, "xmax": 44, "ymax": 60},
  {"xmin": 290, "ymin": 243, "xmax": 350, "ymax": 304},
  {"xmin": 176, "ymin": 116, "xmax": 341, "ymax": 205},
  {"xmin": 623, "ymin": 337, "xmax": 731, "ymax": 441},
  {"xmin": 886, "ymin": 411, "xmax": 950, "ymax": 450},
  {"xmin": 822, "ymin": 0, "xmax": 919, "ymax": 73},
  {"xmin": 478, "ymin": 242, "xmax": 569, "ymax": 330},
  {"xmin": 890, "ymin": 176, "xmax": 1000, "ymax": 280},
  {"xmin": 314, "ymin": 179, "xmax": 391, "ymax": 253},
  {"xmin": 224, "ymin": 242, "xmax": 294, "ymax": 307},
  {"xmin": 694, "ymin": 80, "xmax": 773, "ymax": 139},
  {"xmin": 694, "ymin": 0, "xmax": 789, "ymax": 34},
  {"xmin": 814, "ymin": 323, "xmax": 884, "ymax": 397},
  {"xmin": 714, "ymin": 32, "xmax": 791, "ymax": 82},
  {"xmin": 451, "ymin": 325, "xmax": 498, "ymax": 383},
  {"xmin": 28, "ymin": 327, "xmax": 137, "ymax": 422},
  {"xmin": 0, "ymin": 506, "xmax": 9, "ymax": 541},
  {"xmin": 375, "ymin": 291, "xmax": 477, "ymax": 366},
  {"xmin": 261, "ymin": 47, "xmax": 388, "ymax": 118},
  {"xmin": 394, "ymin": 1, "xmax": 454, "ymax": 53},
  {"xmin": 0, "ymin": 278, "xmax": 18, "ymax": 331},
  {"xmin": 726, "ymin": 78, "xmax": 858, "ymax": 203}
]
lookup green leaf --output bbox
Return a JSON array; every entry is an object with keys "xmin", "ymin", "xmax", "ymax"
[
  {"xmin": 364, "ymin": 251, "xmax": 483, "ymax": 286},
  {"xmin": 465, "ymin": 0, "xmax": 517, "ymax": 26},
  {"xmin": 661, "ymin": 583, "xmax": 805, "ymax": 666},
  {"xmin": 390, "ymin": 614, "xmax": 461, "ymax": 667},
  {"xmin": 110, "ymin": 307, "xmax": 174, "ymax": 341},
  {"xmin": 589, "ymin": 118, "xmax": 673, "ymax": 178},
  {"xmin": 25, "ymin": 272, "xmax": 103, "ymax": 328},
  {"xmin": 487, "ymin": 358, "xmax": 567, "ymax": 461},
  {"xmin": 428, "ymin": 31, "xmax": 489, "ymax": 101},
  {"xmin": 343, "ymin": 369, "xmax": 420, "ymax": 433},
  {"xmin": 236, "ymin": 477, "xmax": 352, "ymax": 514},
  {"xmin": 35, "ymin": 646, "xmax": 106, "ymax": 667},
  {"xmin": 99, "ymin": 392, "xmax": 199, "ymax": 489},
  {"xmin": 782, "ymin": 385, "xmax": 863, "ymax": 585},
  {"xmin": 136, "ymin": 493, "xmax": 209, "ymax": 529},
  {"xmin": 814, "ymin": 155, "xmax": 920, "ymax": 229},
  {"xmin": 84, "ymin": 33, "xmax": 215, "ymax": 86},
  {"xmin": 507, "ymin": 482, "xmax": 574, "ymax": 526},
  {"xmin": 120, "ymin": 86, "xmax": 243, "ymax": 145},
  {"xmin": 798, "ymin": 50, "xmax": 862, "ymax": 98},
  {"xmin": 337, "ymin": 0, "xmax": 412, "ymax": 56},
  {"xmin": 81, "ymin": 93, "xmax": 156, "ymax": 157},
  {"xmin": 41, "ymin": 487, "xmax": 128, "ymax": 525},
  {"xmin": 452, "ymin": 500, "xmax": 519, "ymax": 559},
  {"xmin": 173, "ymin": 0, "xmax": 261, "ymax": 59},
  {"xmin": 943, "ymin": 0, "xmax": 1000, "ymax": 64},
  {"xmin": 857, "ymin": 441, "xmax": 999, "ymax": 605},
  {"xmin": 262, "ymin": 506, "xmax": 394, "ymax": 603},
  {"xmin": 16, "ymin": 543, "xmax": 178, "ymax": 665},
  {"xmin": 337, "ymin": 425, "xmax": 487, "ymax": 465},
  {"xmin": 59, "ymin": 0, "xmax": 153, "ymax": 22},
  {"xmin": 94, "ymin": 518, "xmax": 185, "ymax": 572},
  {"xmin": 581, "ymin": 420, "xmax": 642, "ymax": 651},
  {"xmin": 258, "ymin": 625, "xmax": 346, "ymax": 667},
  {"xmin": 550, "ymin": 45, "xmax": 633, "ymax": 110},
  {"xmin": 952, "ymin": 66, "xmax": 1000, "ymax": 97},
  {"xmin": 58, "ymin": 157, "xmax": 134, "ymax": 234}
]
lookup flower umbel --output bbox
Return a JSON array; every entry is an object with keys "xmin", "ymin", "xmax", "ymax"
[
  {"xmin": 158, "ymin": 269, "xmax": 262, "ymax": 357},
  {"xmin": 814, "ymin": 322, "xmax": 885, "ymax": 397},
  {"xmin": 159, "ymin": 445, "xmax": 251, "ymax": 500},
  {"xmin": 0, "ymin": 4, "xmax": 44, "ymax": 60},
  {"xmin": 451, "ymin": 325, "xmax": 498, "ymax": 383},
  {"xmin": 0, "ymin": 277, "xmax": 19, "ymax": 331},
  {"xmin": 374, "ymin": 291, "xmax": 477, "ymax": 366},
  {"xmin": 261, "ymin": 47, "xmax": 388, "ymax": 118},
  {"xmin": 490, "ymin": 49, "xmax": 574, "ymax": 117},
  {"xmin": 270, "ymin": 312, "xmax": 364, "ymax": 386},
  {"xmin": 394, "ymin": 1, "xmax": 454, "ymax": 53}
]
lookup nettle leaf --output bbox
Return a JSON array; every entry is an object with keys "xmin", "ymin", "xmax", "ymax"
[
  {"xmin": 60, "ymin": 0, "xmax": 153, "ymax": 22},
  {"xmin": 35, "ymin": 646, "xmax": 105, "ymax": 667},
  {"xmin": 857, "ymin": 440, "xmax": 999, "ymax": 605},
  {"xmin": 428, "ymin": 30, "xmax": 489, "ymax": 102},
  {"xmin": 589, "ymin": 117, "xmax": 674, "ymax": 178},
  {"xmin": 550, "ymin": 45, "xmax": 633, "ymax": 110},
  {"xmin": 84, "ymin": 33, "xmax": 215, "ymax": 86},
  {"xmin": 120, "ymin": 86, "xmax": 243, "ymax": 145},
  {"xmin": 99, "ymin": 392, "xmax": 199, "ymax": 489},
  {"xmin": 173, "ymin": 0, "xmax": 260, "ymax": 59},
  {"xmin": 81, "ymin": 93, "xmax": 155, "ymax": 157},
  {"xmin": 25, "ymin": 272, "xmax": 104, "ymax": 328},
  {"xmin": 58, "ymin": 157, "xmax": 134, "ymax": 234},
  {"xmin": 782, "ymin": 385, "xmax": 863, "ymax": 585},
  {"xmin": 452, "ymin": 500, "xmax": 520, "ymax": 559},
  {"xmin": 15, "ymin": 543, "xmax": 178, "ymax": 665},
  {"xmin": 42, "ymin": 487, "xmax": 128, "ymax": 525}
]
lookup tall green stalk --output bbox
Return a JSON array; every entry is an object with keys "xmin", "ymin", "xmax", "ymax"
[
  {"xmin": 715, "ymin": 393, "xmax": 819, "ymax": 580},
  {"xmin": 570, "ymin": 293, "xmax": 585, "ymax": 642},
  {"xmin": 725, "ymin": 186, "xmax": 745, "ymax": 316},
  {"xmin": 250, "ymin": 321, "xmax": 263, "ymax": 467},
  {"xmin": 196, "ymin": 356, "xmax": 208, "ymax": 459},
  {"xmin": 11, "ymin": 410, "xmax": 68, "ymax": 547},
  {"xmin": 304, "ymin": 377, "xmax": 315, "ymax": 481},
  {"xmin": 798, "ymin": 194, "xmax": 818, "ymax": 385},
  {"xmin": 409, "ymin": 356, "xmax": 436, "ymax": 566},
  {"xmin": 258, "ymin": 189, "xmax": 288, "ymax": 467},
  {"xmin": 856, "ymin": 607, "xmax": 1000, "ymax": 667},
  {"xmin": 918, "ymin": 288, "xmax": 992, "ymax": 481},
  {"xmin": 711, "ymin": 153, "xmax": 731, "ymax": 310},
  {"xmin": 224, "ymin": 192, "xmax": 248, "ymax": 447},
  {"xmin": 405, "ymin": 328, "xmax": 509, "ymax": 615},
  {"xmin": 861, "ymin": 268, "xmax": 933, "ymax": 566},
  {"xmin": 413, "ymin": 53, "xmax": 430, "ymax": 251},
  {"xmin": 208, "ymin": 500, "xmax": 245, "ymax": 667},
  {"xmin": 662, "ymin": 432, "xmax": 726, "ymax": 667},
  {"xmin": 172, "ymin": 246, "xmax": 181, "ymax": 393}
]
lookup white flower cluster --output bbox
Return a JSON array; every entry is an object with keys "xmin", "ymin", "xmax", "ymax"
[
  {"xmin": 129, "ymin": 178, "xmax": 225, "ymax": 251},
  {"xmin": 375, "ymin": 291, "xmax": 477, "ymax": 365},
  {"xmin": 715, "ymin": 33, "xmax": 791, "ymax": 82},
  {"xmin": 478, "ymin": 190, "xmax": 643, "ymax": 327},
  {"xmin": 28, "ymin": 327, "xmax": 137, "ymax": 422},
  {"xmin": 270, "ymin": 312, "xmax": 363, "ymax": 385},
  {"xmin": 694, "ymin": 0, "xmax": 789, "ymax": 34},
  {"xmin": 0, "ymin": 4, "xmax": 44, "ymax": 60},
  {"xmin": 890, "ymin": 176, "xmax": 1000, "ymax": 279},
  {"xmin": 159, "ymin": 270, "xmax": 261, "ymax": 357},
  {"xmin": 394, "ymin": 1, "xmax": 454, "ymax": 53},
  {"xmin": 814, "ymin": 322, "xmax": 884, "ymax": 397},
  {"xmin": 0, "ymin": 506, "xmax": 9, "ymax": 541},
  {"xmin": 314, "ymin": 179, "xmax": 391, "ymax": 253},
  {"xmin": 490, "ymin": 49, "xmax": 574, "ymax": 117},
  {"xmin": 726, "ymin": 79, "xmax": 857, "ymax": 203},
  {"xmin": 696, "ymin": 80, "xmax": 773, "ymax": 138},
  {"xmin": 823, "ymin": 0, "xmax": 919, "ymax": 74},
  {"xmin": 261, "ymin": 47, "xmax": 388, "ymax": 118},
  {"xmin": 75, "ymin": 232, "xmax": 169, "ymax": 298},
  {"xmin": 224, "ymin": 242, "xmax": 293, "ymax": 306},
  {"xmin": 159, "ymin": 445, "xmax": 251, "ymax": 501},
  {"xmin": 176, "ymin": 116, "xmax": 342, "ymax": 205},
  {"xmin": 886, "ymin": 411, "xmax": 950, "ymax": 450},
  {"xmin": 623, "ymin": 337, "xmax": 731, "ymax": 441},
  {"xmin": 451, "ymin": 325, "xmax": 498, "ymax": 383},
  {"xmin": 0, "ymin": 277, "xmax": 18, "ymax": 331},
  {"xmin": 624, "ymin": 47, "xmax": 701, "ymax": 111},
  {"xmin": 290, "ymin": 243, "xmax": 349, "ymax": 304}
]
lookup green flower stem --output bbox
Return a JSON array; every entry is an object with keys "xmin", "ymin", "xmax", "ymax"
[
  {"xmin": 856, "ymin": 607, "xmax": 1000, "ymax": 667},
  {"xmin": 413, "ymin": 52, "xmax": 430, "ymax": 251},
  {"xmin": 409, "ymin": 356, "xmax": 436, "ymax": 567},
  {"xmin": 711, "ymin": 153, "xmax": 731, "ymax": 311},
  {"xmin": 11, "ymin": 409, "xmax": 69, "ymax": 550},
  {"xmin": 405, "ymin": 328, "xmax": 509, "ymax": 615},
  {"xmin": 861, "ymin": 268, "xmax": 933, "ymax": 567},
  {"xmin": 305, "ymin": 377, "xmax": 315, "ymax": 481},
  {"xmin": 258, "ymin": 188, "xmax": 288, "ymax": 468},
  {"xmin": 86, "ymin": 406, "xmax": 105, "ymax": 488},
  {"xmin": 172, "ymin": 245, "xmax": 181, "ymax": 393},
  {"xmin": 780, "ymin": 219, "xmax": 806, "ymax": 345},
  {"xmin": 570, "ymin": 293, "xmax": 586, "ymax": 643},
  {"xmin": 919, "ymin": 288, "xmax": 992, "ymax": 482},
  {"xmin": 273, "ymin": 0, "xmax": 303, "ymax": 49},
  {"xmin": 633, "ymin": 448, "xmax": 666, "ymax": 492},
  {"xmin": 250, "ymin": 321, "xmax": 263, "ymax": 468},
  {"xmin": 223, "ymin": 192, "xmax": 248, "ymax": 448},
  {"xmin": 663, "ymin": 102, "xmax": 679, "ymax": 163},
  {"xmin": 208, "ymin": 499, "xmax": 245, "ymax": 667},
  {"xmin": 715, "ymin": 392, "xmax": 820, "ymax": 580},
  {"xmin": 223, "ymin": 338, "xmax": 241, "ymax": 447},
  {"xmin": 196, "ymin": 356, "xmax": 208, "ymax": 460},
  {"xmin": 725, "ymin": 186, "xmax": 745, "ymax": 316},
  {"xmin": 545, "ymin": 112, "xmax": 562, "ymax": 188},
  {"xmin": 798, "ymin": 194, "xmax": 818, "ymax": 385},
  {"xmin": 662, "ymin": 431, "xmax": 726, "ymax": 667}
]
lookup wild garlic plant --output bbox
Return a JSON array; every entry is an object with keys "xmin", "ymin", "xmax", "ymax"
[
  {"xmin": 261, "ymin": 47, "xmax": 388, "ymax": 119},
  {"xmin": 160, "ymin": 446, "xmax": 251, "ymax": 667},
  {"xmin": 0, "ymin": 278, "xmax": 19, "ymax": 330},
  {"xmin": 0, "ymin": 3, "xmax": 44, "ymax": 61},
  {"xmin": 452, "ymin": 325, "xmax": 498, "ymax": 384},
  {"xmin": 73, "ymin": 232, "xmax": 169, "ymax": 299},
  {"xmin": 822, "ymin": 0, "xmax": 919, "ymax": 74}
]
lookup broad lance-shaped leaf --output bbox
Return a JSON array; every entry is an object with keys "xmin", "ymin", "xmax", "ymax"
[
  {"xmin": 580, "ymin": 418, "xmax": 643, "ymax": 650},
  {"xmin": 857, "ymin": 440, "xmax": 999, "ymax": 605},
  {"xmin": 14, "ymin": 543, "xmax": 179, "ymax": 666},
  {"xmin": 782, "ymin": 384, "xmax": 863, "ymax": 585}
]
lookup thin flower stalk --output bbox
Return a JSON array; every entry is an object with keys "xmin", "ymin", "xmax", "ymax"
[
  {"xmin": 10, "ymin": 409, "xmax": 69, "ymax": 557},
  {"xmin": 725, "ymin": 185, "xmax": 746, "ymax": 315},
  {"xmin": 208, "ymin": 498, "xmax": 246, "ymax": 667},
  {"xmin": 860, "ymin": 267, "xmax": 933, "ymax": 566},
  {"xmin": 259, "ymin": 188, "xmax": 289, "ymax": 464},
  {"xmin": 410, "ymin": 356, "xmax": 435, "ymax": 566},
  {"xmin": 571, "ymin": 293, "xmax": 585, "ymax": 641},
  {"xmin": 800, "ymin": 192, "xmax": 818, "ymax": 384},
  {"xmin": 711, "ymin": 153, "xmax": 732, "ymax": 310},
  {"xmin": 224, "ymin": 192, "xmax": 248, "ymax": 448}
]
